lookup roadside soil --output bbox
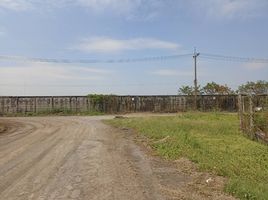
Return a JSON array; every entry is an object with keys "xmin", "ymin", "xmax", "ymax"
[
  {"xmin": 0, "ymin": 116, "xmax": 236, "ymax": 200},
  {"xmin": 0, "ymin": 123, "xmax": 6, "ymax": 133}
]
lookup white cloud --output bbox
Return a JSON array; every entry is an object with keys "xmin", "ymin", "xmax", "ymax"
[
  {"xmin": 76, "ymin": 0, "xmax": 139, "ymax": 13},
  {"xmin": 243, "ymin": 63, "xmax": 268, "ymax": 70},
  {"xmin": 76, "ymin": 0, "xmax": 163, "ymax": 20},
  {"xmin": 0, "ymin": 0, "xmax": 161, "ymax": 20},
  {"xmin": 74, "ymin": 37, "xmax": 180, "ymax": 53},
  {"xmin": 1, "ymin": 0, "xmax": 266, "ymax": 21},
  {"xmin": 0, "ymin": 26, "xmax": 7, "ymax": 36},
  {"xmin": 0, "ymin": 0, "xmax": 142, "ymax": 13},
  {"xmin": 0, "ymin": 0, "xmax": 33, "ymax": 11},
  {"xmin": 0, "ymin": 63, "xmax": 111, "ymax": 85},
  {"xmin": 190, "ymin": 0, "xmax": 268, "ymax": 19},
  {"xmin": 0, "ymin": 63, "xmax": 115, "ymax": 95},
  {"xmin": 151, "ymin": 69, "xmax": 192, "ymax": 77},
  {"xmin": 75, "ymin": 66, "xmax": 111, "ymax": 74}
]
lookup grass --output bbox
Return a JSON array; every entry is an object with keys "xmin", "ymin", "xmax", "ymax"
[
  {"xmin": 254, "ymin": 111, "xmax": 268, "ymax": 134},
  {"xmin": 107, "ymin": 112, "xmax": 268, "ymax": 200}
]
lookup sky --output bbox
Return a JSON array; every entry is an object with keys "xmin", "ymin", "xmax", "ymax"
[{"xmin": 0, "ymin": 0, "xmax": 267, "ymax": 96}]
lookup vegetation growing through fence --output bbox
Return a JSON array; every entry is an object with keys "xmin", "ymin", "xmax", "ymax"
[
  {"xmin": 3, "ymin": 109, "xmax": 103, "ymax": 117},
  {"xmin": 254, "ymin": 111, "xmax": 268, "ymax": 133},
  {"xmin": 88, "ymin": 94, "xmax": 116, "ymax": 103},
  {"xmin": 107, "ymin": 112, "xmax": 268, "ymax": 200},
  {"xmin": 238, "ymin": 94, "xmax": 268, "ymax": 143}
]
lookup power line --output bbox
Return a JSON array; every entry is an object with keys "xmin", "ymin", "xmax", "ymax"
[
  {"xmin": 0, "ymin": 82, "xmax": 180, "ymax": 88},
  {"xmin": 0, "ymin": 52, "xmax": 267, "ymax": 64},
  {"xmin": 0, "ymin": 54, "xmax": 192, "ymax": 64},
  {"xmin": 200, "ymin": 53, "xmax": 268, "ymax": 63}
]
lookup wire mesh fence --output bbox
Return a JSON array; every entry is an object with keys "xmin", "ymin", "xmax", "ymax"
[{"xmin": 238, "ymin": 94, "xmax": 268, "ymax": 144}]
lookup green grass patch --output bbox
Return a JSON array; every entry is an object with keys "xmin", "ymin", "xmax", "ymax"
[
  {"xmin": 106, "ymin": 112, "xmax": 268, "ymax": 200},
  {"xmin": 254, "ymin": 111, "xmax": 268, "ymax": 133}
]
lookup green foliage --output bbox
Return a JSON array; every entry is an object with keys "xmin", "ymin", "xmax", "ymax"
[
  {"xmin": 88, "ymin": 94, "xmax": 106, "ymax": 104},
  {"xmin": 107, "ymin": 113, "xmax": 268, "ymax": 200},
  {"xmin": 88, "ymin": 94, "xmax": 116, "ymax": 104},
  {"xmin": 202, "ymin": 82, "xmax": 234, "ymax": 95},
  {"xmin": 178, "ymin": 82, "xmax": 234, "ymax": 95},
  {"xmin": 238, "ymin": 80, "xmax": 268, "ymax": 95},
  {"xmin": 178, "ymin": 85, "xmax": 201, "ymax": 95}
]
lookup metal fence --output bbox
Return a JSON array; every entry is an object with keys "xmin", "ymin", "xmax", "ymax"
[{"xmin": 238, "ymin": 94, "xmax": 268, "ymax": 144}]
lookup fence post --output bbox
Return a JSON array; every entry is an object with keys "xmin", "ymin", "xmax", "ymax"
[
  {"xmin": 16, "ymin": 97, "xmax": 19, "ymax": 113},
  {"xmin": 34, "ymin": 97, "xmax": 37, "ymax": 113},
  {"xmin": 75, "ymin": 97, "xmax": 78, "ymax": 113},
  {"xmin": 249, "ymin": 94, "xmax": 254, "ymax": 138},
  {"xmin": 238, "ymin": 94, "xmax": 243, "ymax": 130},
  {"xmin": 51, "ymin": 96, "xmax": 54, "ymax": 111}
]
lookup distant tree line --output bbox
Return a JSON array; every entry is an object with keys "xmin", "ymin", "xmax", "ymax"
[{"xmin": 178, "ymin": 80, "xmax": 268, "ymax": 95}]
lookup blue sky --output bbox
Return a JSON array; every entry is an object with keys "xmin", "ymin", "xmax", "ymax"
[{"xmin": 0, "ymin": 0, "xmax": 267, "ymax": 96}]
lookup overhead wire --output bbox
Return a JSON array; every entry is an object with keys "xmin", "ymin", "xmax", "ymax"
[
  {"xmin": 200, "ymin": 53, "xmax": 268, "ymax": 63},
  {"xmin": 1, "ymin": 53, "xmax": 268, "ymax": 64},
  {"xmin": 0, "ymin": 54, "xmax": 192, "ymax": 64},
  {"xmin": 0, "ymin": 82, "xmax": 180, "ymax": 88}
]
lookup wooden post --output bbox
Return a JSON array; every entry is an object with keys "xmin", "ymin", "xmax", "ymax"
[
  {"xmin": 2, "ymin": 98, "xmax": 5, "ymax": 114},
  {"xmin": 69, "ymin": 97, "xmax": 72, "ymax": 111},
  {"xmin": 249, "ymin": 94, "xmax": 254, "ymax": 137},
  {"xmin": 34, "ymin": 97, "xmax": 37, "ymax": 113},
  {"xmin": 51, "ymin": 96, "xmax": 54, "ymax": 111},
  {"xmin": 86, "ymin": 98, "xmax": 89, "ymax": 112},
  {"xmin": 238, "ymin": 94, "xmax": 244, "ymax": 130},
  {"xmin": 75, "ymin": 97, "xmax": 78, "ymax": 113},
  {"xmin": 16, "ymin": 97, "xmax": 19, "ymax": 113}
]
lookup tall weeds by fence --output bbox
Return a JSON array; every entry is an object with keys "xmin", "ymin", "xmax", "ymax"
[{"xmin": 238, "ymin": 94, "xmax": 268, "ymax": 144}]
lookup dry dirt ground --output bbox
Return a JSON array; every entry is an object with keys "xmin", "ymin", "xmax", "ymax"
[{"xmin": 0, "ymin": 116, "xmax": 236, "ymax": 200}]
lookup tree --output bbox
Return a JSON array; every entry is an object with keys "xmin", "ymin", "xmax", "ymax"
[
  {"xmin": 238, "ymin": 80, "xmax": 268, "ymax": 95},
  {"xmin": 202, "ymin": 82, "xmax": 233, "ymax": 95},
  {"xmin": 178, "ymin": 85, "xmax": 193, "ymax": 95},
  {"xmin": 178, "ymin": 85, "xmax": 202, "ymax": 95}
]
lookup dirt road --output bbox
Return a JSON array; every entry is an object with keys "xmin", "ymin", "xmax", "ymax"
[{"xmin": 0, "ymin": 116, "xmax": 235, "ymax": 200}]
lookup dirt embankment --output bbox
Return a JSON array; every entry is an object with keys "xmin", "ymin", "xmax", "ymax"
[{"xmin": 0, "ymin": 116, "xmax": 236, "ymax": 200}]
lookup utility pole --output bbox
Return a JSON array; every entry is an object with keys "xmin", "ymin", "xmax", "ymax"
[{"xmin": 193, "ymin": 48, "xmax": 200, "ymax": 110}]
